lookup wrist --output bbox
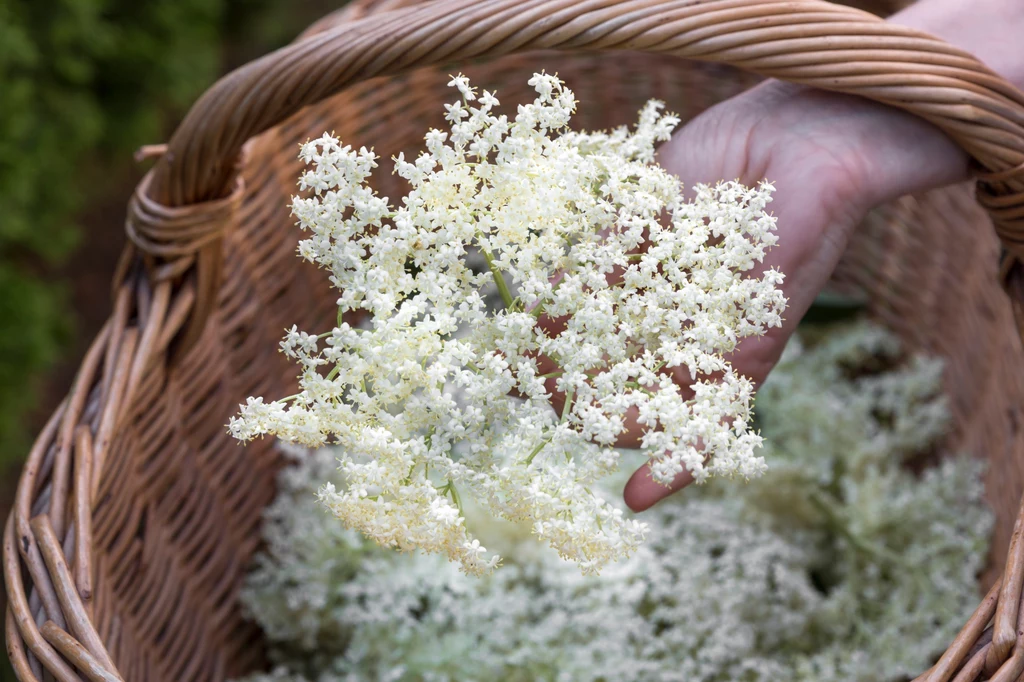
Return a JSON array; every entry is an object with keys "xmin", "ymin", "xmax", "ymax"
[
  {"xmin": 746, "ymin": 80, "xmax": 969, "ymax": 211},
  {"xmin": 781, "ymin": 0, "xmax": 1024, "ymax": 209},
  {"xmin": 890, "ymin": 0, "xmax": 1024, "ymax": 90},
  {"xmin": 852, "ymin": 0, "xmax": 1024, "ymax": 204}
]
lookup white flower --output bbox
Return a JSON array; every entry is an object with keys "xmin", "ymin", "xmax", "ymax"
[
  {"xmin": 230, "ymin": 73, "xmax": 787, "ymax": 574},
  {"xmin": 234, "ymin": 321, "xmax": 991, "ymax": 675},
  {"xmin": 238, "ymin": 324, "xmax": 994, "ymax": 682}
]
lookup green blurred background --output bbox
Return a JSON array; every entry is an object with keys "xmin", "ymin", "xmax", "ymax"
[{"xmin": 0, "ymin": 1, "xmax": 342, "ymax": 677}]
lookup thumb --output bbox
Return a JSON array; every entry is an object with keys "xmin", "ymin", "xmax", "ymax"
[{"xmin": 624, "ymin": 461, "xmax": 695, "ymax": 512}]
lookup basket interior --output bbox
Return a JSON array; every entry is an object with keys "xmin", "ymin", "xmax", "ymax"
[{"xmin": 82, "ymin": 8, "xmax": 1024, "ymax": 682}]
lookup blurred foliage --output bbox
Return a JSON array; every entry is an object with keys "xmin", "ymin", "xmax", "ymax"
[
  {"xmin": 0, "ymin": 0, "xmax": 331, "ymax": 465},
  {"xmin": 0, "ymin": 0, "xmax": 225, "ymax": 464}
]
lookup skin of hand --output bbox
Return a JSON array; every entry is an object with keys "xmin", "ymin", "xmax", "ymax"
[
  {"xmin": 531, "ymin": 0, "xmax": 1024, "ymax": 512},
  {"xmin": 618, "ymin": 0, "xmax": 1024, "ymax": 510},
  {"xmin": 619, "ymin": 81, "xmax": 969, "ymax": 510}
]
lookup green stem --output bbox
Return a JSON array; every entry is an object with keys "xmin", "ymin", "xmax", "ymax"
[
  {"xmin": 449, "ymin": 481, "xmax": 463, "ymax": 516},
  {"xmin": 625, "ymin": 381, "xmax": 656, "ymax": 397},
  {"xmin": 560, "ymin": 387, "xmax": 575, "ymax": 426},
  {"xmin": 482, "ymin": 248, "xmax": 515, "ymax": 308},
  {"xmin": 437, "ymin": 479, "xmax": 464, "ymax": 516},
  {"xmin": 525, "ymin": 438, "xmax": 551, "ymax": 465}
]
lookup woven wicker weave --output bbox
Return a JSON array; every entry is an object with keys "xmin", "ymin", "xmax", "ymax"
[{"xmin": 7, "ymin": 0, "xmax": 1024, "ymax": 680}]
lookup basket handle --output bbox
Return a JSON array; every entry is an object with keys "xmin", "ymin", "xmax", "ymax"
[
  {"xmin": 144, "ymin": 0, "xmax": 1024, "ymax": 335},
  {"xmin": 142, "ymin": 0, "xmax": 1024, "ymax": 339},
  {"xmin": 121, "ymin": 1, "xmax": 1024, "ymax": 678},
  {"xmin": 149, "ymin": 0, "xmax": 1024, "ymax": 209}
]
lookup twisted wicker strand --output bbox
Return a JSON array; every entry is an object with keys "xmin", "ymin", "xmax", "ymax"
[
  {"xmin": 141, "ymin": 0, "xmax": 1024, "ymax": 355},
  {"xmin": 921, "ymin": 578, "xmax": 1001, "ymax": 682},
  {"xmin": 150, "ymin": 0, "xmax": 1024, "ymax": 208}
]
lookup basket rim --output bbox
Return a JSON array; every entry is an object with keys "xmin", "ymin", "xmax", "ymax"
[{"xmin": 9, "ymin": 1, "xmax": 1024, "ymax": 681}]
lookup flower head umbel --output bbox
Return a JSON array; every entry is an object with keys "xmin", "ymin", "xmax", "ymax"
[
  {"xmin": 237, "ymin": 325, "xmax": 991, "ymax": 682},
  {"xmin": 229, "ymin": 73, "xmax": 787, "ymax": 574}
]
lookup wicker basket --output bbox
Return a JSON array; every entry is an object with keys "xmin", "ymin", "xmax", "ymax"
[{"xmin": 7, "ymin": 0, "xmax": 1024, "ymax": 680}]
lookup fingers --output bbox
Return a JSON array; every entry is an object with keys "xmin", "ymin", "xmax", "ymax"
[
  {"xmin": 623, "ymin": 460, "xmax": 695, "ymax": 512},
  {"xmin": 617, "ymin": 81, "xmax": 970, "ymax": 512}
]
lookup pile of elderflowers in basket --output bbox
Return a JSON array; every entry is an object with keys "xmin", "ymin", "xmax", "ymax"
[
  {"xmin": 235, "ymin": 322, "xmax": 992, "ymax": 682},
  {"xmin": 229, "ymin": 72, "xmax": 787, "ymax": 574}
]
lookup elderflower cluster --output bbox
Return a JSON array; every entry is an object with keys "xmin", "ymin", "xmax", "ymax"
[
  {"xmin": 229, "ymin": 72, "xmax": 786, "ymax": 574},
  {"xmin": 234, "ymin": 323, "xmax": 993, "ymax": 682}
]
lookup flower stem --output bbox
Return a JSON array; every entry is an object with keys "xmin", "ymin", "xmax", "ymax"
[
  {"xmin": 625, "ymin": 381, "xmax": 656, "ymax": 397},
  {"xmin": 525, "ymin": 438, "xmax": 551, "ymax": 465},
  {"xmin": 560, "ymin": 387, "xmax": 575, "ymax": 425},
  {"xmin": 448, "ymin": 480, "xmax": 464, "ymax": 516},
  {"xmin": 481, "ymin": 248, "xmax": 515, "ymax": 309}
]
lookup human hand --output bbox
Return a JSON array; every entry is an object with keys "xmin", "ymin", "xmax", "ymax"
[
  {"xmin": 616, "ymin": 79, "xmax": 971, "ymax": 510},
  {"xmin": 518, "ymin": 76, "xmax": 969, "ymax": 510},
  {"xmin": 528, "ymin": 0, "xmax": 1024, "ymax": 511}
]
